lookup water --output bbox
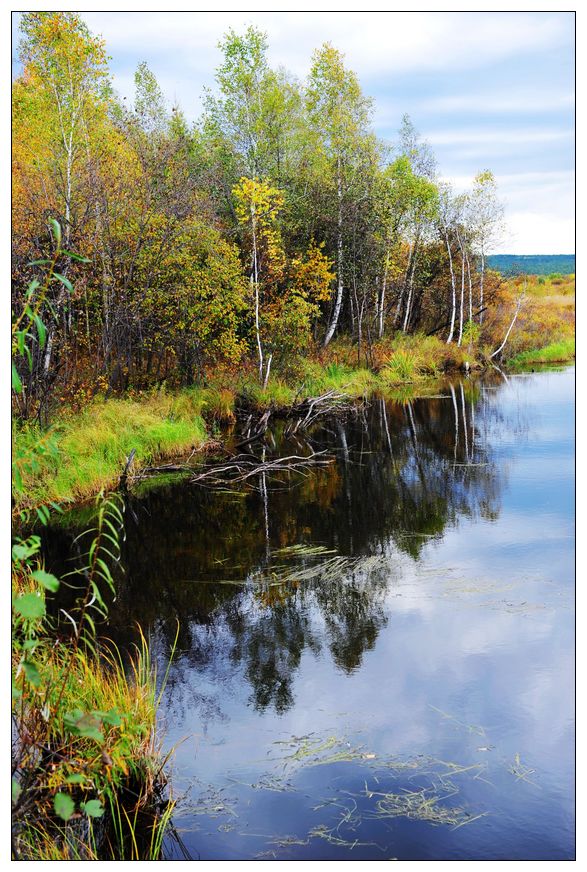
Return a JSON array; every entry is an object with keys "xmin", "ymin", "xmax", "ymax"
[{"xmin": 43, "ymin": 367, "xmax": 575, "ymax": 860}]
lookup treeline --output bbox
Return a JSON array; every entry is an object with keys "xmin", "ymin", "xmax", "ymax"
[
  {"xmin": 487, "ymin": 254, "xmax": 575, "ymax": 277},
  {"xmin": 12, "ymin": 12, "xmax": 505, "ymax": 419}
]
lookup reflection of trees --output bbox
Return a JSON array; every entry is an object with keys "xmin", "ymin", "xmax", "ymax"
[
  {"xmin": 227, "ymin": 591, "xmax": 320, "ymax": 712},
  {"xmin": 41, "ymin": 377, "xmax": 509, "ymax": 715}
]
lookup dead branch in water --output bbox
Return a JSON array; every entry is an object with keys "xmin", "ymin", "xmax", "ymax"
[
  {"xmin": 284, "ymin": 390, "xmax": 349, "ymax": 436},
  {"xmin": 130, "ymin": 450, "xmax": 334, "ymax": 488}
]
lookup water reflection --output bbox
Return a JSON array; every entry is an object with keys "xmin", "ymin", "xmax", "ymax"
[
  {"xmin": 41, "ymin": 369, "xmax": 574, "ymax": 860},
  {"xmin": 79, "ymin": 380, "xmax": 504, "ymax": 706}
]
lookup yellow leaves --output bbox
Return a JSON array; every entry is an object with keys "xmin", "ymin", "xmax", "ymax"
[
  {"xmin": 233, "ymin": 176, "xmax": 284, "ymax": 226},
  {"xmin": 290, "ymin": 240, "xmax": 335, "ymax": 304},
  {"xmin": 233, "ymin": 176, "xmax": 286, "ymax": 284}
]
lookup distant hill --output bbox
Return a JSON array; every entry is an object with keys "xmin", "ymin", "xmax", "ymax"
[{"xmin": 487, "ymin": 254, "xmax": 575, "ymax": 276}]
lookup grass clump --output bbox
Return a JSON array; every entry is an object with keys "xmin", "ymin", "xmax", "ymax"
[
  {"xmin": 12, "ymin": 634, "xmax": 172, "ymax": 860},
  {"xmin": 238, "ymin": 376, "xmax": 297, "ymax": 410},
  {"xmin": 507, "ymin": 338, "xmax": 575, "ymax": 369},
  {"xmin": 12, "ymin": 493, "xmax": 177, "ymax": 860},
  {"xmin": 298, "ymin": 360, "xmax": 376, "ymax": 398}
]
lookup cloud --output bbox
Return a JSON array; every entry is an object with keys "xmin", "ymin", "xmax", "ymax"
[
  {"xmin": 12, "ymin": 11, "xmax": 574, "ymax": 255},
  {"xmin": 420, "ymin": 91, "xmax": 575, "ymax": 116},
  {"xmin": 500, "ymin": 212, "xmax": 575, "ymax": 255},
  {"xmin": 80, "ymin": 11, "xmax": 572, "ymax": 79},
  {"xmin": 440, "ymin": 170, "xmax": 574, "ymax": 253},
  {"xmin": 428, "ymin": 128, "xmax": 573, "ymax": 147}
]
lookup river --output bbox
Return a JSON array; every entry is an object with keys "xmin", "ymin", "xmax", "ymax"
[{"xmin": 43, "ymin": 366, "xmax": 575, "ymax": 860}]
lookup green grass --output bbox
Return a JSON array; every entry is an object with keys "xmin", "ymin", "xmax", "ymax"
[
  {"xmin": 13, "ymin": 389, "xmax": 209, "ymax": 510},
  {"xmin": 298, "ymin": 361, "xmax": 377, "ymax": 398},
  {"xmin": 238, "ymin": 376, "xmax": 297, "ymax": 410},
  {"xmin": 13, "ymin": 358, "xmax": 464, "ymax": 513},
  {"xmin": 507, "ymin": 338, "xmax": 575, "ymax": 368}
]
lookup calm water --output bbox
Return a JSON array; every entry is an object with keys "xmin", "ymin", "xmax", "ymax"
[{"xmin": 44, "ymin": 367, "xmax": 575, "ymax": 860}]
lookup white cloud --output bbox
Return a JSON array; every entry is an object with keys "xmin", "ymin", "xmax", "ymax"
[
  {"xmin": 420, "ymin": 91, "xmax": 574, "ymax": 115},
  {"xmin": 441, "ymin": 170, "xmax": 574, "ymax": 253},
  {"xmin": 429, "ymin": 128, "xmax": 573, "ymax": 147},
  {"xmin": 80, "ymin": 11, "xmax": 571, "ymax": 80},
  {"xmin": 498, "ymin": 211, "xmax": 575, "ymax": 255}
]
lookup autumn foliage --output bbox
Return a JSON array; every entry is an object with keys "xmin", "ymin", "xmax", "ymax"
[{"xmin": 12, "ymin": 13, "xmax": 572, "ymax": 423}]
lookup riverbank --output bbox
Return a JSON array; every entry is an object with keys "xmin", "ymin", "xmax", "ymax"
[{"xmin": 13, "ymin": 334, "xmax": 574, "ymax": 515}]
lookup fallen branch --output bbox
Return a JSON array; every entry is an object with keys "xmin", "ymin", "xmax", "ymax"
[
  {"xmin": 131, "ymin": 449, "xmax": 334, "ymax": 489},
  {"xmin": 189, "ymin": 451, "xmax": 334, "ymax": 487}
]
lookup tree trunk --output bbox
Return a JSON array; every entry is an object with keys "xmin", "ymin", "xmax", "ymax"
[
  {"xmin": 250, "ymin": 202, "xmax": 264, "ymax": 381},
  {"xmin": 402, "ymin": 235, "xmax": 419, "ymax": 333},
  {"xmin": 445, "ymin": 231, "xmax": 457, "ymax": 344},
  {"xmin": 479, "ymin": 249, "xmax": 485, "ymax": 325},
  {"xmin": 457, "ymin": 234, "xmax": 465, "ymax": 347},
  {"xmin": 324, "ymin": 156, "xmax": 344, "ymax": 347}
]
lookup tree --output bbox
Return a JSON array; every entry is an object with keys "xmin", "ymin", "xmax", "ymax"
[
  {"xmin": 13, "ymin": 13, "xmax": 112, "ymax": 407},
  {"xmin": 437, "ymin": 184, "xmax": 459, "ymax": 344},
  {"xmin": 305, "ymin": 43, "xmax": 374, "ymax": 347},
  {"xmin": 469, "ymin": 171, "xmax": 504, "ymax": 325},
  {"xmin": 132, "ymin": 216, "xmax": 248, "ymax": 383},
  {"xmin": 233, "ymin": 176, "xmax": 286, "ymax": 384},
  {"xmin": 17, "ymin": 13, "xmax": 110, "ymax": 250}
]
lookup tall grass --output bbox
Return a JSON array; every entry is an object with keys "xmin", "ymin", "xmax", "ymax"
[
  {"xmin": 12, "ymin": 489, "xmax": 178, "ymax": 860},
  {"xmin": 507, "ymin": 338, "xmax": 575, "ymax": 368},
  {"xmin": 12, "ymin": 631, "xmax": 176, "ymax": 860},
  {"xmin": 13, "ymin": 390, "xmax": 208, "ymax": 510}
]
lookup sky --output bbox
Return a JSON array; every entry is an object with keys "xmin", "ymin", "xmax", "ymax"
[{"xmin": 11, "ymin": 10, "xmax": 575, "ymax": 255}]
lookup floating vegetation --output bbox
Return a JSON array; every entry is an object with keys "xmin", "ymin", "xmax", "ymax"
[
  {"xmin": 271, "ymin": 733, "xmax": 369, "ymax": 769},
  {"xmin": 176, "ymin": 784, "xmax": 239, "ymax": 822},
  {"xmin": 249, "ymin": 551, "xmax": 389, "ymax": 589},
  {"xmin": 429, "ymin": 705, "xmax": 487, "ymax": 737},
  {"xmin": 179, "ymin": 548, "xmax": 390, "ymax": 590},
  {"xmin": 308, "ymin": 823, "xmax": 382, "ymax": 851},
  {"xmin": 362, "ymin": 783, "xmax": 481, "ymax": 828},
  {"xmin": 172, "ymin": 731, "xmax": 496, "ymax": 859},
  {"xmin": 274, "ymin": 543, "xmax": 338, "ymax": 558},
  {"xmin": 508, "ymin": 754, "xmax": 540, "ymax": 787}
]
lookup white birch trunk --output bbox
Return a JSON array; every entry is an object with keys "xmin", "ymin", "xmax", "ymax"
[{"xmin": 324, "ymin": 157, "xmax": 344, "ymax": 347}]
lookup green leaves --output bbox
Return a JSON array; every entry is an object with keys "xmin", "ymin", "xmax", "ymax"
[
  {"xmin": 22, "ymin": 660, "xmax": 41, "ymax": 687},
  {"xmin": 31, "ymin": 568, "xmax": 60, "ymax": 592},
  {"xmin": 12, "ymin": 778, "xmax": 22, "ymax": 805},
  {"xmin": 80, "ymin": 799, "xmax": 105, "ymax": 818},
  {"xmin": 54, "ymin": 793, "xmax": 105, "ymax": 822},
  {"xmin": 54, "ymin": 792, "xmax": 75, "ymax": 822},
  {"xmin": 12, "ymin": 362, "xmax": 23, "ymax": 394},
  {"xmin": 53, "ymin": 272, "xmax": 73, "ymax": 293},
  {"xmin": 48, "ymin": 218, "xmax": 62, "ymax": 248},
  {"xmin": 53, "ymin": 792, "xmax": 105, "ymax": 821},
  {"xmin": 64, "ymin": 710, "xmax": 105, "ymax": 744},
  {"xmin": 61, "ymin": 249, "xmax": 91, "ymax": 263},
  {"xmin": 13, "ymin": 593, "xmax": 45, "ymax": 620},
  {"xmin": 12, "ymin": 539, "xmax": 40, "ymax": 563}
]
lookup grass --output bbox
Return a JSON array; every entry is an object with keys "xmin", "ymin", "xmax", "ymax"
[
  {"xmin": 507, "ymin": 338, "xmax": 575, "ymax": 368},
  {"xmin": 13, "ymin": 389, "xmax": 209, "ymax": 510},
  {"xmin": 12, "ymin": 628, "xmax": 176, "ymax": 860}
]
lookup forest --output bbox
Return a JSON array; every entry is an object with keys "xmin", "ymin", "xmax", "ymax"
[{"xmin": 12, "ymin": 11, "xmax": 520, "ymax": 424}]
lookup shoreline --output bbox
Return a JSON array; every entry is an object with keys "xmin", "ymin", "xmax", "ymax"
[{"xmin": 13, "ymin": 348, "xmax": 574, "ymax": 520}]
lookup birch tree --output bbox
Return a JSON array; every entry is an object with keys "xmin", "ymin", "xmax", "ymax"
[
  {"xmin": 470, "ymin": 171, "xmax": 504, "ymax": 325},
  {"xmin": 305, "ymin": 44, "xmax": 373, "ymax": 347}
]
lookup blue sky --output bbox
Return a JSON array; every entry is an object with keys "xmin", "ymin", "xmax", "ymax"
[{"xmin": 11, "ymin": 11, "xmax": 575, "ymax": 254}]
